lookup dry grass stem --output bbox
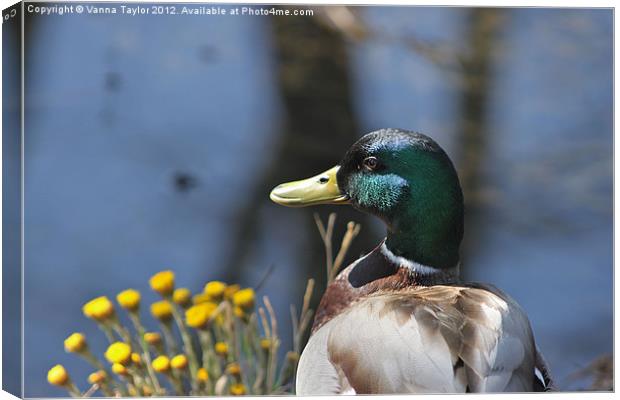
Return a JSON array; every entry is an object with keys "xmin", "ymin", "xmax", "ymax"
[{"xmin": 314, "ymin": 213, "xmax": 361, "ymax": 283}]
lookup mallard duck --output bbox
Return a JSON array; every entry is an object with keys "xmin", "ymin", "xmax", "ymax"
[{"xmin": 270, "ymin": 128, "xmax": 554, "ymax": 394}]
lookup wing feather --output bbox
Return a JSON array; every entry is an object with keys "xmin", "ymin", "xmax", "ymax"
[{"xmin": 296, "ymin": 285, "xmax": 538, "ymax": 394}]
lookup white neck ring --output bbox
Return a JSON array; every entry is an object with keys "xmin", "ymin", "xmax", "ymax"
[{"xmin": 379, "ymin": 243, "xmax": 460, "ymax": 279}]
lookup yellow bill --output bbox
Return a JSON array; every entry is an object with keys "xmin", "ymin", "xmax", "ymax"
[{"xmin": 270, "ymin": 166, "xmax": 350, "ymax": 207}]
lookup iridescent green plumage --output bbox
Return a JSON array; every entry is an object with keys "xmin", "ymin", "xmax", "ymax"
[{"xmin": 336, "ymin": 128, "xmax": 464, "ymax": 270}]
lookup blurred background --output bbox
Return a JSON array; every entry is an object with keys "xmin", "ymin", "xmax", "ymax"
[{"xmin": 3, "ymin": 4, "xmax": 613, "ymax": 396}]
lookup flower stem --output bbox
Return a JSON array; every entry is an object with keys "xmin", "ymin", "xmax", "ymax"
[
  {"xmin": 198, "ymin": 329, "xmax": 221, "ymax": 379},
  {"xmin": 110, "ymin": 317, "xmax": 133, "ymax": 344},
  {"xmin": 65, "ymin": 381, "xmax": 81, "ymax": 398},
  {"xmin": 168, "ymin": 299, "xmax": 199, "ymax": 391},
  {"xmin": 160, "ymin": 322, "xmax": 179, "ymax": 356},
  {"xmin": 129, "ymin": 312, "xmax": 163, "ymax": 394},
  {"xmin": 79, "ymin": 349, "xmax": 127, "ymax": 396},
  {"xmin": 165, "ymin": 372, "xmax": 185, "ymax": 395},
  {"xmin": 97, "ymin": 322, "xmax": 116, "ymax": 343},
  {"xmin": 127, "ymin": 366, "xmax": 145, "ymax": 396}
]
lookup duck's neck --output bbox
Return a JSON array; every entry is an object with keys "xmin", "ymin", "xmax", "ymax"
[
  {"xmin": 379, "ymin": 241, "xmax": 459, "ymax": 284},
  {"xmin": 384, "ymin": 192, "xmax": 463, "ymax": 271},
  {"xmin": 347, "ymin": 240, "xmax": 459, "ymax": 288}
]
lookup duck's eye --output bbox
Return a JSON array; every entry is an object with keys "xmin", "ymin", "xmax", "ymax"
[{"xmin": 362, "ymin": 156, "xmax": 379, "ymax": 171}]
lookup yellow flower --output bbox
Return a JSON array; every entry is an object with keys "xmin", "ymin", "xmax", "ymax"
[
  {"xmin": 152, "ymin": 355, "xmax": 170, "ymax": 373},
  {"xmin": 105, "ymin": 342, "xmax": 132, "ymax": 365},
  {"xmin": 150, "ymin": 301, "xmax": 173, "ymax": 322},
  {"xmin": 47, "ymin": 364, "xmax": 69, "ymax": 386},
  {"xmin": 226, "ymin": 362, "xmax": 241, "ymax": 376},
  {"xmin": 87, "ymin": 370, "xmax": 107, "ymax": 385},
  {"xmin": 230, "ymin": 383, "xmax": 247, "ymax": 395},
  {"xmin": 144, "ymin": 332, "xmax": 162, "ymax": 345},
  {"xmin": 224, "ymin": 284, "xmax": 241, "ymax": 300},
  {"xmin": 192, "ymin": 293, "xmax": 212, "ymax": 305},
  {"xmin": 287, "ymin": 351, "xmax": 300, "ymax": 363},
  {"xmin": 112, "ymin": 363, "xmax": 128, "ymax": 375},
  {"xmin": 149, "ymin": 270, "xmax": 175, "ymax": 296},
  {"xmin": 131, "ymin": 352, "xmax": 142, "ymax": 365},
  {"xmin": 185, "ymin": 302, "xmax": 217, "ymax": 328},
  {"xmin": 259, "ymin": 338, "xmax": 271, "ymax": 351},
  {"xmin": 233, "ymin": 306, "xmax": 245, "ymax": 318},
  {"xmin": 215, "ymin": 342, "xmax": 229, "ymax": 356},
  {"xmin": 170, "ymin": 354, "xmax": 188, "ymax": 370},
  {"xmin": 204, "ymin": 281, "xmax": 226, "ymax": 301},
  {"xmin": 116, "ymin": 289, "xmax": 141, "ymax": 311},
  {"xmin": 232, "ymin": 288, "xmax": 255, "ymax": 310},
  {"xmin": 82, "ymin": 296, "xmax": 115, "ymax": 321},
  {"xmin": 64, "ymin": 333, "xmax": 87, "ymax": 353},
  {"xmin": 197, "ymin": 367, "xmax": 209, "ymax": 382},
  {"xmin": 173, "ymin": 288, "xmax": 192, "ymax": 306}
]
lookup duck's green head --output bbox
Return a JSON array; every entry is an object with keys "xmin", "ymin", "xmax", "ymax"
[{"xmin": 270, "ymin": 128, "xmax": 464, "ymax": 270}]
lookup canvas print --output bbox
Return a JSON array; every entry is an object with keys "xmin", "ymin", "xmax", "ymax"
[{"xmin": 2, "ymin": 2, "xmax": 613, "ymax": 397}]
